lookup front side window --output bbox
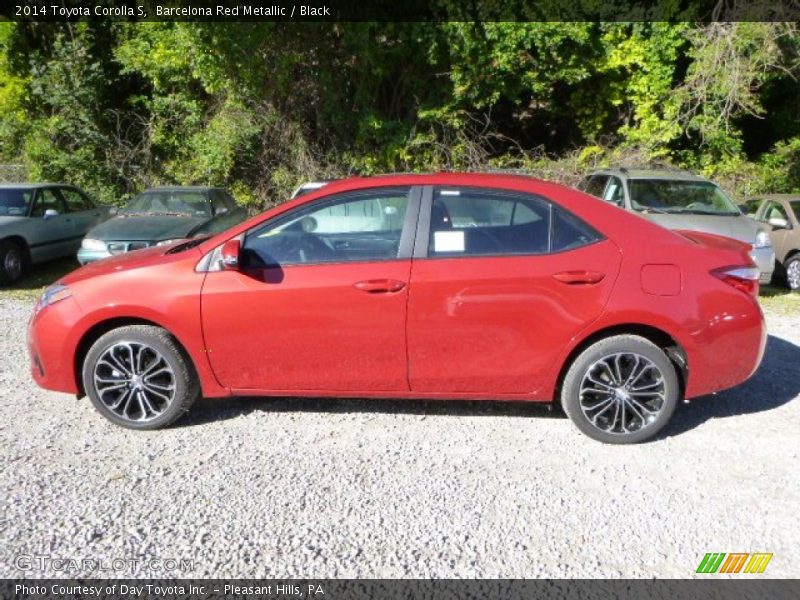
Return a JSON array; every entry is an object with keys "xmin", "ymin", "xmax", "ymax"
[
  {"xmin": 243, "ymin": 187, "xmax": 411, "ymax": 267},
  {"xmin": 764, "ymin": 202, "xmax": 792, "ymax": 227},
  {"xmin": 603, "ymin": 177, "xmax": 625, "ymax": 206},
  {"xmin": 31, "ymin": 189, "xmax": 63, "ymax": 217},
  {"xmin": 629, "ymin": 180, "xmax": 740, "ymax": 215},
  {"xmin": 0, "ymin": 188, "xmax": 33, "ymax": 216},
  {"xmin": 428, "ymin": 188, "xmax": 600, "ymax": 257}
]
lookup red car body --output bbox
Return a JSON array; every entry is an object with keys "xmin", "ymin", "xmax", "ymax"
[{"xmin": 28, "ymin": 173, "xmax": 766, "ymax": 423}]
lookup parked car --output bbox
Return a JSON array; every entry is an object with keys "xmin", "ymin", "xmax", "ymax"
[
  {"xmin": 746, "ymin": 195, "xmax": 800, "ymax": 291},
  {"xmin": 577, "ymin": 169, "xmax": 775, "ymax": 283},
  {"xmin": 28, "ymin": 173, "xmax": 765, "ymax": 443},
  {"xmin": 0, "ymin": 183, "xmax": 110, "ymax": 285},
  {"xmin": 77, "ymin": 186, "xmax": 245, "ymax": 264}
]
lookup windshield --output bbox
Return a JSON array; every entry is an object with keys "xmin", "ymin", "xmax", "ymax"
[
  {"xmin": 124, "ymin": 191, "xmax": 210, "ymax": 216},
  {"xmin": 0, "ymin": 188, "xmax": 33, "ymax": 216},
  {"xmin": 629, "ymin": 180, "xmax": 740, "ymax": 215}
]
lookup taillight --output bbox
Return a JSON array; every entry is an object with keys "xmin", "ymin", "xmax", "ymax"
[{"xmin": 712, "ymin": 266, "xmax": 760, "ymax": 296}]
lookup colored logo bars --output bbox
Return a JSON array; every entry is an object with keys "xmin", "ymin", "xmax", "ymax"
[{"xmin": 696, "ymin": 553, "xmax": 773, "ymax": 574}]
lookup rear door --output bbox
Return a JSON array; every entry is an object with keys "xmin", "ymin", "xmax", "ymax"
[
  {"xmin": 201, "ymin": 186, "xmax": 420, "ymax": 392},
  {"xmin": 59, "ymin": 186, "xmax": 105, "ymax": 247},
  {"xmin": 407, "ymin": 186, "xmax": 621, "ymax": 395}
]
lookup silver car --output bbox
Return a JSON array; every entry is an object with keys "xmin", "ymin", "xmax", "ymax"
[
  {"xmin": 0, "ymin": 183, "xmax": 110, "ymax": 284},
  {"xmin": 578, "ymin": 169, "xmax": 775, "ymax": 283}
]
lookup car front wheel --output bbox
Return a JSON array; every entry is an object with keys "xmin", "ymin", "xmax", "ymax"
[
  {"xmin": 82, "ymin": 325, "xmax": 199, "ymax": 429},
  {"xmin": 561, "ymin": 335, "xmax": 680, "ymax": 444},
  {"xmin": 0, "ymin": 239, "xmax": 26, "ymax": 285},
  {"xmin": 786, "ymin": 255, "xmax": 800, "ymax": 292}
]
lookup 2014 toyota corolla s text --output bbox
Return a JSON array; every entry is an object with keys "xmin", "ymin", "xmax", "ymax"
[{"xmin": 27, "ymin": 173, "xmax": 766, "ymax": 443}]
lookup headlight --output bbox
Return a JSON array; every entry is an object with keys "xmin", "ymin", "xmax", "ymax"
[
  {"xmin": 81, "ymin": 238, "xmax": 107, "ymax": 251},
  {"xmin": 156, "ymin": 238, "xmax": 185, "ymax": 246},
  {"xmin": 754, "ymin": 230, "xmax": 772, "ymax": 249},
  {"xmin": 34, "ymin": 284, "xmax": 71, "ymax": 314}
]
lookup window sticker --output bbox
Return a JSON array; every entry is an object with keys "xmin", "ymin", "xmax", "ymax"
[{"xmin": 434, "ymin": 230, "xmax": 465, "ymax": 252}]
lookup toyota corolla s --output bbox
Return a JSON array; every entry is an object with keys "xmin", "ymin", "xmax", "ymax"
[{"xmin": 27, "ymin": 173, "xmax": 766, "ymax": 443}]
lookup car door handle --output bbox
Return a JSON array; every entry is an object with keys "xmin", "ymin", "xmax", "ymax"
[
  {"xmin": 552, "ymin": 270, "xmax": 605, "ymax": 285},
  {"xmin": 353, "ymin": 279, "xmax": 407, "ymax": 293}
]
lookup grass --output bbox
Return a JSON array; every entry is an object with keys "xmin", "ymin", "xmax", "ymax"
[
  {"xmin": 759, "ymin": 283, "xmax": 800, "ymax": 315},
  {"xmin": 0, "ymin": 257, "xmax": 81, "ymax": 303}
]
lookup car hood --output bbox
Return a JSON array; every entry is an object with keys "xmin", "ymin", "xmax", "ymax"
[
  {"xmin": 60, "ymin": 243, "xmax": 202, "ymax": 286},
  {"xmin": 642, "ymin": 213, "xmax": 758, "ymax": 244},
  {"xmin": 86, "ymin": 214, "xmax": 207, "ymax": 241},
  {"xmin": 0, "ymin": 216, "xmax": 27, "ymax": 229}
]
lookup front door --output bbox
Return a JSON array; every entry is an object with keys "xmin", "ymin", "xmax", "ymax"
[
  {"xmin": 201, "ymin": 186, "xmax": 419, "ymax": 392},
  {"xmin": 28, "ymin": 187, "xmax": 75, "ymax": 261},
  {"xmin": 407, "ymin": 186, "xmax": 621, "ymax": 395}
]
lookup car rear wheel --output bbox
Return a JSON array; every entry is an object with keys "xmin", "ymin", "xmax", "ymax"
[
  {"xmin": 0, "ymin": 240, "xmax": 26, "ymax": 285},
  {"xmin": 82, "ymin": 325, "xmax": 199, "ymax": 429},
  {"xmin": 561, "ymin": 335, "xmax": 679, "ymax": 444},
  {"xmin": 786, "ymin": 255, "xmax": 800, "ymax": 292}
]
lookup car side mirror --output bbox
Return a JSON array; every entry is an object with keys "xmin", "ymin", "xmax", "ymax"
[
  {"xmin": 221, "ymin": 239, "xmax": 241, "ymax": 270},
  {"xmin": 769, "ymin": 216, "xmax": 790, "ymax": 229},
  {"xmin": 43, "ymin": 209, "xmax": 59, "ymax": 219}
]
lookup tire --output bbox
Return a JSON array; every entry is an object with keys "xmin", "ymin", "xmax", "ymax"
[
  {"xmin": 82, "ymin": 325, "xmax": 199, "ymax": 430},
  {"xmin": 0, "ymin": 239, "xmax": 26, "ymax": 285},
  {"xmin": 786, "ymin": 255, "xmax": 800, "ymax": 292},
  {"xmin": 561, "ymin": 335, "xmax": 680, "ymax": 444}
]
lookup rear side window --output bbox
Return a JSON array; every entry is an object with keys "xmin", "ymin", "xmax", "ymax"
[
  {"xmin": 428, "ymin": 188, "xmax": 600, "ymax": 257},
  {"xmin": 581, "ymin": 175, "xmax": 609, "ymax": 198},
  {"xmin": 60, "ymin": 188, "xmax": 95, "ymax": 212}
]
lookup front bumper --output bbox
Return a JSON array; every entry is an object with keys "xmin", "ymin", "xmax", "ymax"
[
  {"xmin": 750, "ymin": 246, "xmax": 775, "ymax": 284},
  {"xmin": 28, "ymin": 297, "xmax": 83, "ymax": 395},
  {"xmin": 77, "ymin": 248, "xmax": 112, "ymax": 265}
]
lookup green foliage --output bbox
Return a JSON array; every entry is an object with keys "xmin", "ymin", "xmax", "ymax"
[{"xmin": 2, "ymin": 21, "xmax": 800, "ymax": 205}]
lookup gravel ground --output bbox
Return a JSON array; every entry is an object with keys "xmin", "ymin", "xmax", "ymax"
[{"xmin": 0, "ymin": 296, "xmax": 798, "ymax": 579}]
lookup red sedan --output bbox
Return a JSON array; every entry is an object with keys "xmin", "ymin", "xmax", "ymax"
[{"xmin": 27, "ymin": 173, "xmax": 766, "ymax": 443}]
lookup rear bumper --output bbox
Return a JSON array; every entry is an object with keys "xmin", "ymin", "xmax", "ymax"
[
  {"xmin": 750, "ymin": 246, "xmax": 775, "ymax": 283},
  {"xmin": 685, "ymin": 295, "xmax": 767, "ymax": 398}
]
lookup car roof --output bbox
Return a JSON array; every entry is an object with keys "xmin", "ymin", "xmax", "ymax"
[
  {"xmin": 751, "ymin": 193, "xmax": 800, "ymax": 201},
  {"xmin": 141, "ymin": 186, "xmax": 219, "ymax": 192},
  {"xmin": 588, "ymin": 168, "xmax": 709, "ymax": 182},
  {"xmin": 0, "ymin": 182, "xmax": 72, "ymax": 189}
]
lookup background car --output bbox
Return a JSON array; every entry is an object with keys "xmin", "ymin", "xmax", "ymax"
[
  {"xmin": 577, "ymin": 169, "xmax": 775, "ymax": 283},
  {"xmin": 77, "ymin": 186, "xmax": 245, "ymax": 264},
  {"xmin": 748, "ymin": 194, "xmax": 800, "ymax": 291},
  {"xmin": 0, "ymin": 183, "xmax": 110, "ymax": 285},
  {"xmin": 28, "ymin": 173, "xmax": 765, "ymax": 444}
]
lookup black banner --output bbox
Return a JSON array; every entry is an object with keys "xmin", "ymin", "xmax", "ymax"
[
  {"xmin": 3, "ymin": 580, "xmax": 800, "ymax": 600},
  {"xmin": 2, "ymin": 0, "xmax": 800, "ymax": 22}
]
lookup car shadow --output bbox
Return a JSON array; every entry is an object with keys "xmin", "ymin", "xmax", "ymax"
[
  {"xmin": 658, "ymin": 333, "xmax": 800, "ymax": 439},
  {"xmin": 181, "ymin": 334, "xmax": 800, "ymax": 439},
  {"xmin": 183, "ymin": 394, "xmax": 559, "ymax": 428},
  {"xmin": 4, "ymin": 257, "xmax": 80, "ymax": 293}
]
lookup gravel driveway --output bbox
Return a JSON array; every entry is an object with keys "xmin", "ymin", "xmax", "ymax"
[{"xmin": 0, "ymin": 296, "xmax": 798, "ymax": 578}]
